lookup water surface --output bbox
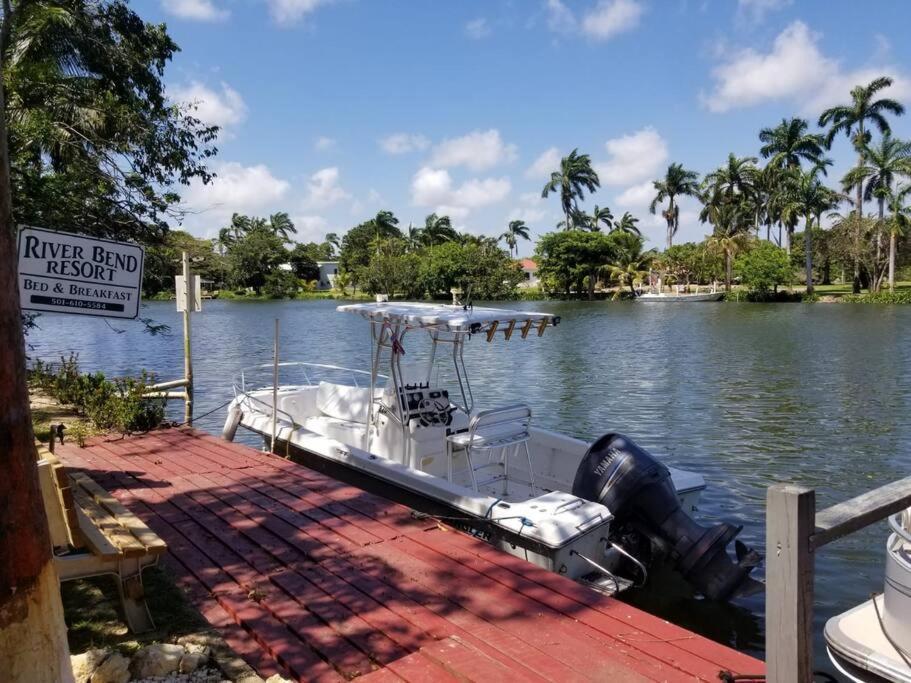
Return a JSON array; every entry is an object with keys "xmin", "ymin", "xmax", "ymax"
[{"xmin": 27, "ymin": 299, "xmax": 911, "ymax": 672}]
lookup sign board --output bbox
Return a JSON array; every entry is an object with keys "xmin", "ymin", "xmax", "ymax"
[
  {"xmin": 17, "ymin": 226, "xmax": 144, "ymax": 319},
  {"xmin": 175, "ymin": 274, "xmax": 202, "ymax": 313}
]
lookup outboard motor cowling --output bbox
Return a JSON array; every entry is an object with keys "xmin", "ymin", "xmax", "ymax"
[{"xmin": 572, "ymin": 433, "xmax": 760, "ymax": 602}]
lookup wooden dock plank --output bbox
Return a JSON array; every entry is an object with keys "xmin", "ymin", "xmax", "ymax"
[{"xmin": 55, "ymin": 428, "xmax": 764, "ymax": 683}]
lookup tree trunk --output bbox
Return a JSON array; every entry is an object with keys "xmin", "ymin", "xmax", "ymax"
[
  {"xmin": 889, "ymin": 230, "xmax": 896, "ymax": 292},
  {"xmin": 725, "ymin": 251, "xmax": 732, "ymax": 292},
  {"xmin": 785, "ymin": 226, "xmax": 791, "ymax": 255},
  {"xmin": 0, "ymin": 5, "xmax": 74, "ymax": 676},
  {"xmin": 853, "ymin": 139, "xmax": 864, "ymax": 294},
  {"xmin": 666, "ymin": 196, "xmax": 675, "ymax": 251},
  {"xmin": 804, "ymin": 219, "xmax": 813, "ymax": 295}
]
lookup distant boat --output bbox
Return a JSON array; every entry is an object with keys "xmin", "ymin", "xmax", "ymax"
[{"xmin": 636, "ymin": 291, "xmax": 723, "ymax": 302}]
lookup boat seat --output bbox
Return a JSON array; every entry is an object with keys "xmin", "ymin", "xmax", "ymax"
[
  {"xmin": 446, "ymin": 405, "xmax": 536, "ymax": 496},
  {"xmin": 303, "ymin": 415, "xmax": 368, "ymax": 450}
]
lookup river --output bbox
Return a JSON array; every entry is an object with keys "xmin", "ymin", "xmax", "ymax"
[{"xmin": 26, "ymin": 299, "xmax": 911, "ymax": 673}]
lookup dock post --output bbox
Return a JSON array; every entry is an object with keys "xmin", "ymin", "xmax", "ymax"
[
  {"xmin": 765, "ymin": 484, "xmax": 815, "ymax": 683},
  {"xmin": 182, "ymin": 251, "xmax": 193, "ymax": 425},
  {"xmin": 270, "ymin": 318, "xmax": 279, "ymax": 453}
]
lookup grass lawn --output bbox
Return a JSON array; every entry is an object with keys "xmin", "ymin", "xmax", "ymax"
[{"xmin": 811, "ymin": 281, "xmax": 911, "ymax": 298}]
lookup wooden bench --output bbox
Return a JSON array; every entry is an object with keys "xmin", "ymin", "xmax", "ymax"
[{"xmin": 36, "ymin": 444, "xmax": 167, "ymax": 632}]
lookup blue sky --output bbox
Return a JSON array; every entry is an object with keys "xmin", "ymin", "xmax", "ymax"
[{"xmin": 149, "ymin": 0, "xmax": 911, "ymax": 254}]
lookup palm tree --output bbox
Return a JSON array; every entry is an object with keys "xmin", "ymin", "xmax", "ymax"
[
  {"xmin": 585, "ymin": 205, "xmax": 614, "ymax": 232},
  {"xmin": 324, "ymin": 232, "xmax": 340, "ymax": 255},
  {"xmin": 405, "ymin": 223, "xmax": 422, "ymax": 251},
  {"xmin": 819, "ymin": 76, "xmax": 905, "ymax": 292},
  {"xmin": 759, "ymin": 117, "xmax": 826, "ymax": 170},
  {"xmin": 541, "ymin": 149, "xmax": 600, "ymax": 231},
  {"xmin": 650, "ymin": 163, "xmax": 700, "ymax": 249},
  {"xmin": 704, "ymin": 153, "xmax": 760, "ymax": 202},
  {"xmin": 779, "ymin": 169, "xmax": 837, "ymax": 294},
  {"xmin": 500, "ymin": 219, "xmax": 531, "ymax": 257},
  {"xmin": 611, "ymin": 212, "xmax": 641, "ymax": 236},
  {"xmin": 608, "ymin": 233, "xmax": 655, "ymax": 297},
  {"xmin": 268, "ymin": 212, "xmax": 296, "ymax": 242},
  {"xmin": 369, "ymin": 209, "xmax": 400, "ymax": 253},
  {"xmin": 886, "ymin": 185, "xmax": 911, "ymax": 291},
  {"xmin": 701, "ymin": 197, "xmax": 752, "ymax": 292},
  {"xmin": 421, "ymin": 213, "xmax": 457, "ymax": 247}
]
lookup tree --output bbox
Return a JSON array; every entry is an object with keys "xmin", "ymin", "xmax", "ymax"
[
  {"xmin": 225, "ymin": 225, "xmax": 289, "ymax": 293},
  {"xmin": 500, "ymin": 219, "xmax": 530, "ymax": 256},
  {"xmin": 735, "ymin": 241, "xmax": 792, "ymax": 295},
  {"xmin": 819, "ymin": 76, "xmax": 905, "ymax": 292},
  {"xmin": 759, "ymin": 117, "xmax": 826, "ymax": 170},
  {"xmin": 779, "ymin": 168, "xmax": 837, "ymax": 292},
  {"xmin": 584, "ymin": 205, "xmax": 614, "ymax": 232},
  {"xmin": 8, "ymin": 0, "xmax": 217, "ymax": 242},
  {"xmin": 541, "ymin": 149, "xmax": 600, "ymax": 230},
  {"xmin": 419, "ymin": 240, "xmax": 521, "ymax": 300},
  {"xmin": 289, "ymin": 243, "xmax": 320, "ymax": 282},
  {"xmin": 420, "ymin": 212, "xmax": 457, "ymax": 247},
  {"xmin": 324, "ymin": 232, "xmax": 340, "ymax": 255},
  {"xmin": 535, "ymin": 230, "xmax": 615, "ymax": 299},
  {"xmin": 143, "ymin": 230, "xmax": 224, "ymax": 295},
  {"xmin": 611, "ymin": 211, "xmax": 641, "ymax": 236},
  {"xmin": 704, "ymin": 153, "xmax": 760, "ymax": 202},
  {"xmin": 702, "ymin": 198, "xmax": 753, "ymax": 291},
  {"xmin": 650, "ymin": 163, "xmax": 700, "ymax": 249},
  {"xmin": 886, "ymin": 185, "xmax": 911, "ymax": 291},
  {"xmin": 338, "ymin": 212, "xmax": 403, "ymax": 289},
  {"xmin": 267, "ymin": 212, "xmax": 296, "ymax": 242},
  {"xmin": 607, "ymin": 232, "xmax": 655, "ymax": 297}
]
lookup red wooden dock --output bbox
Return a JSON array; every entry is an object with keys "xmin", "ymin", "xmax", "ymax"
[{"xmin": 56, "ymin": 428, "xmax": 764, "ymax": 682}]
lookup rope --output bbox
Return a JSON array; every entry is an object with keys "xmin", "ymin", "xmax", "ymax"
[{"xmin": 167, "ymin": 397, "xmax": 235, "ymax": 428}]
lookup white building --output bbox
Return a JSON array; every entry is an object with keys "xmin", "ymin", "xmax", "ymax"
[
  {"xmin": 518, "ymin": 258, "xmax": 539, "ymax": 288},
  {"xmin": 316, "ymin": 261, "xmax": 339, "ymax": 290}
]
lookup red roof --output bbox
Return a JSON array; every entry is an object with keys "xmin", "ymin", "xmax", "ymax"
[{"xmin": 519, "ymin": 258, "xmax": 537, "ymax": 270}]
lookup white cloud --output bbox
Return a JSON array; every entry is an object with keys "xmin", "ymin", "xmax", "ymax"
[
  {"xmin": 411, "ymin": 167, "xmax": 511, "ymax": 218},
  {"xmin": 169, "ymin": 81, "xmax": 247, "ymax": 134},
  {"xmin": 736, "ymin": 0, "xmax": 791, "ymax": 24},
  {"xmin": 430, "ymin": 129, "xmax": 518, "ymax": 171},
  {"xmin": 178, "ymin": 162, "xmax": 290, "ymax": 236},
  {"xmin": 703, "ymin": 21, "xmax": 911, "ymax": 115},
  {"xmin": 595, "ymin": 127, "xmax": 668, "ymax": 186},
  {"xmin": 290, "ymin": 214, "xmax": 330, "ymax": 242},
  {"xmin": 303, "ymin": 167, "xmax": 349, "ymax": 208},
  {"xmin": 161, "ymin": 0, "xmax": 228, "ymax": 21},
  {"xmin": 314, "ymin": 136, "xmax": 336, "ymax": 151},
  {"xmin": 581, "ymin": 0, "xmax": 643, "ymax": 40},
  {"xmin": 378, "ymin": 133, "xmax": 430, "ymax": 155},
  {"xmin": 267, "ymin": 0, "xmax": 332, "ymax": 25},
  {"xmin": 525, "ymin": 147, "xmax": 561, "ymax": 180},
  {"xmin": 614, "ymin": 180, "xmax": 655, "ymax": 209},
  {"xmin": 465, "ymin": 18, "xmax": 491, "ymax": 40},
  {"xmin": 508, "ymin": 192, "xmax": 550, "ymax": 224},
  {"xmin": 545, "ymin": 0, "xmax": 576, "ymax": 33}
]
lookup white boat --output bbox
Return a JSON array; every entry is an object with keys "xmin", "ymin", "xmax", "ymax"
[
  {"xmin": 826, "ymin": 509, "xmax": 911, "ymax": 681},
  {"xmin": 224, "ymin": 302, "xmax": 759, "ymax": 599},
  {"xmin": 636, "ymin": 292, "xmax": 723, "ymax": 302}
]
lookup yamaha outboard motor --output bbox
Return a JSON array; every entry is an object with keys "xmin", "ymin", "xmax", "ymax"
[{"xmin": 572, "ymin": 433, "xmax": 760, "ymax": 602}]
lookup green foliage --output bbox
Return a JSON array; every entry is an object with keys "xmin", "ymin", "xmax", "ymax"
[
  {"xmin": 419, "ymin": 240, "xmax": 521, "ymax": 300},
  {"xmin": 225, "ymin": 223, "xmax": 290, "ymax": 293},
  {"xmin": 289, "ymin": 243, "xmax": 321, "ymax": 281},
  {"xmin": 339, "ymin": 211, "xmax": 403, "ymax": 287},
  {"xmin": 842, "ymin": 290, "xmax": 911, "ymax": 303},
  {"xmin": 143, "ymin": 230, "xmax": 225, "ymax": 295},
  {"xmin": 735, "ymin": 241, "xmax": 793, "ymax": 293},
  {"xmin": 723, "ymin": 289, "xmax": 807, "ymax": 302},
  {"xmin": 660, "ymin": 242, "xmax": 723, "ymax": 284},
  {"xmin": 361, "ymin": 239, "xmax": 422, "ymax": 297},
  {"xmin": 8, "ymin": 0, "xmax": 217, "ymax": 241},
  {"xmin": 535, "ymin": 230, "xmax": 616, "ymax": 298},
  {"xmin": 29, "ymin": 356, "xmax": 165, "ymax": 434},
  {"xmin": 262, "ymin": 269, "xmax": 300, "ymax": 298}
]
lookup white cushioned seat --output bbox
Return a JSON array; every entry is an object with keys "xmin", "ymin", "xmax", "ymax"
[
  {"xmin": 303, "ymin": 415, "xmax": 368, "ymax": 450},
  {"xmin": 316, "ymin": 382, "xmax": 380, "ymax": 424}
]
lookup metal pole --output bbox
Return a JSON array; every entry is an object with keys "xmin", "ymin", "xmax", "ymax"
[
  {"xmin": 182, "ymin": 251, "xmax": 193, "ymax": 425},
  {"xmin": 270, "ymin": 318, "xmax": 279, "ymax": 453}
]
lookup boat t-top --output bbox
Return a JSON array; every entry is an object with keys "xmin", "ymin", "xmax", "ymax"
[{"xmin": 225, "ymin": 302, "xmax": 759, "ymax": 600}]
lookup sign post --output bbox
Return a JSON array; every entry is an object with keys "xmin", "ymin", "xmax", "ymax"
[{"xmin": 17, "ymin": 227, "xmax": 144, "ymax": 318}]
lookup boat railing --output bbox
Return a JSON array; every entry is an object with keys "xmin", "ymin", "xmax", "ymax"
[
  {"xmin": 765, "ymin": 478, "xmax": 911, "ymax": 681},
  {"xmin": 234, "ymin": 362, "xmax": 382, "ymax": 396}
]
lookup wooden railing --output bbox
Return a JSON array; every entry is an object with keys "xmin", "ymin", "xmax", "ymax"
[{"xmin": 765, "ymin": 477, "xmax": 911, "ymax": 681}]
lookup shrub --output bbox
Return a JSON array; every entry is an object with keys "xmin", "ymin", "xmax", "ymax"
[
  {"xmin": 735, "ymin": 241, "xmax": 792, "ymax": 294},
  {"xmin": 29, "ymin": 356, "xmax": 165, "ymax": 434},
  {"xmin": 842, "ymin": 291, "xmax": 911, "ymax": 304}
]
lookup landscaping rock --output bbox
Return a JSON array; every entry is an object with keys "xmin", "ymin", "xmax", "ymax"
[
  {"xmin": 130, "ymin": 642, "xmax": 185, "ymax": 678},
  {"xmin": 71, "ymin": 648, "xmax": 110, "ymax": 683},
  {"xmin": 264, "ymin": 675, "xmax": 295, "ymax": 683},
  {"xmin": 179, "ymin": 650, "xmax": 208, "ymax": 674},
  {"xmin": 90, "ymin": 652, "xmax": 129, "ymax": 683}
]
